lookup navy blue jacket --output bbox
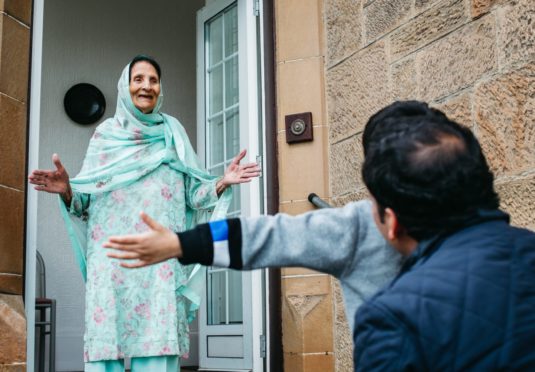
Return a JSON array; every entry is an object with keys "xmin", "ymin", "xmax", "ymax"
[{"xmin": 353, "ymin": 210, "xmax": 535, "ymax": 371}]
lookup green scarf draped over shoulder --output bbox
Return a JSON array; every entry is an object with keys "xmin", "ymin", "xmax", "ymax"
[{"xmin": 59, "ymin": 63, "xmax": 231, "ymax": 321}]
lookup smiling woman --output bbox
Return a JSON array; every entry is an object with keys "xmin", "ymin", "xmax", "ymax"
[
  {"xmin": 128, "ymin": 56, "xmax": 161, "ymax": 114},
  {"xmin": 28, "ymin": 55, "xmax": 261, "ymax": 372}
]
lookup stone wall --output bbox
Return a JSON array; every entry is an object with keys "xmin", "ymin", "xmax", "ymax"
[
  {"xmin": 274, "ymin": 0, "xmax": 337, "ymax": 370},
  {"xmin": 0, "ymin": 0, "xmax": 31, "ymax": 369},
  {"xmin": 324, "ymin": 0, "xmax": 534, "ymax": 369}
]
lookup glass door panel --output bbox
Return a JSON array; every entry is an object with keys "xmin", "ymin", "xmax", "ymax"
[{"xmin": 204, "ymin": 0, "xmax": 243, "ymax": 331}]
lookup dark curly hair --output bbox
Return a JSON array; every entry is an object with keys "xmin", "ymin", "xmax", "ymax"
[
  {"xmin": 129, "ymin": 54, "xmax": 161, "ymax": 81},
  {"xmin": 362, "ymin": 101, "xmax": 499, "ymax": 241}
]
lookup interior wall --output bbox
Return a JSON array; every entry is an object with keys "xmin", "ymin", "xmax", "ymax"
[{"xmin": 37, "ymin": 0, "xmax": 204, "ymax": 369}]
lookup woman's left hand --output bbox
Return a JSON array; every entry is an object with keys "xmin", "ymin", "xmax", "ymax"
[{"xmin": 217, "ymin": 149, "xmax": 261, "ymax": 195}]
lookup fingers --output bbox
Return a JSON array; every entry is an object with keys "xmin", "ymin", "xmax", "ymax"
[
  {"xmin": 231, "ymin": 149, "xmax": 247, "ymax": 165},
  {"xmin": 52, "ymin": 153, "xmax": 64, "ymax": 172},
  {"xmin": 140, "ymin": 211, "xmax": 163, "ymax": 231},
  {"xmin": 30, "ymin": 170, "xmax": 53, "ymax": 177},
  {"xmin": 28, "ymin": 177, "xmax": 43, "ymax": 185},
  {"xmin": 241, "ymin": 162, "xmax": 261, "ymax": 170},
  {"xmin": 120, "ymin": 260, "xmax": 150, "ymax": 269},
  {"xmin": 105, "ymin": 235, "xmax": 142, "ymax": 245},
  {"xmin": 106, "ymin": 250, "xmax": 140, "ymax": 260},
  {"xmin": 243, "ymin": 172, "xmax": 261, "ymax": 179}
]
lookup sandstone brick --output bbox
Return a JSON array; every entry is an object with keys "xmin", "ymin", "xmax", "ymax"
[
  {"xmin": 282, "ymin": 276, "xmax": 333, "ymax": 353},
  {"xmin": 497, "ymin": 0, "xmax": 535, "ymax": 69},
  {"xmin": 434, "ymin": 90, "xmax": 473, "ymax": 128},
  {"xmin": 496, "ymin": 175, "xmax": 535, "ymax": 231},
  {"xmin": 0, "ymin": 294, "xmax": 26, "ymax": 364},
  {"xmin": 331, "ymin": 189, "xmax": 370, "ymax": 207},
  {"xmin": 364, "ymin": 0, "xmax": 412, "ymax": 43},
  {"xmin": 303, "ymin": 353, "xmax": 335, "ymax": 372},
  {"xmin": 0, "ymin": 94, "xmax": 26, "ymax": 190},
  {"xmin": 391, "ymin": 57, "xmax": 418, "ymax": 101},
  {"xmin": 418, "ymin": 16, "xmax": 497, "ymax": 102},
  {"xmin": 471, "ymin": 0, "xmax": 497, "ymax": 18},
  {"xmin": 415, "ymin": 0, "xmax": 443, "ymax": 12},
  {"xmin": 277, "ymin": 127, "xmax": 329, "ymax": 202},
  {"xmin": 0, "ymin": 187, "xmax": 24, "ymax": 278},
  {"xmin": 277, "ymin": 57, "xmax": 326, "ymax": 131},
  {"xmin": 327, "ymin": 41, "xmax": 391, "ymax": 142},
  {"xmin": 0, "ymin": 364, "xmax": 26, "ymax": 372},
  {"xmin": 0, "ymin": 274, "xmax": 22, "ymax": 296},
  {"xmin": 474, "ymin": 63, "xmax": 535, "ymax": 176},
  {"xmin": 0, "ymin": 0, "xmax": 32, "ymax": 25},
  {"xmin": 0, "ymin": 14, "xmax": 30, "ymax": 102},
  {"xmin": 275, "ymin": 0, "xmax": 323, "ymax": 61},
  {"xmin": 329, "ymin": 135, "xmax": 363, "ymax": 197},
  {"xmin": 333, "ymin": 280, "xmax": 353, "ymax": 372},
  {"xmin": 325, "ymin": 0, "xmax": 363, "ymax": 65},
  {"xmin": 284, "ymin": 353, "xmax": 303, "ymax": 372},
  {"xmin": 390, "ymin": 0, "xmax": 468, "ymax": 61}
]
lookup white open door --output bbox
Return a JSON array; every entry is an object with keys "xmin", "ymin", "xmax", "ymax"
[{"xmin": 196, "ymin": 0, "xmax": 265, "ymax": 371}]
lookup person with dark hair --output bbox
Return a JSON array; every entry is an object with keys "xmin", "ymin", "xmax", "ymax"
[
  {"xmin": 355, "ymin": 102, "xmax": 535, "ymax": 370},
  {"xmin": 29, "ymin": 55, "xmax": 260, "ymax": 372}
]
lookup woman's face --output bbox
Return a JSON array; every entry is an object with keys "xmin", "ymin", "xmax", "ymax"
[{"xmin": 129, "ymin": 61, "xmax": 161, "ymax": 113}]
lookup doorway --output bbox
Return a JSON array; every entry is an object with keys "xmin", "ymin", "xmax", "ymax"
[{"xmin": 25, "ymin": 0, "xmax": 267, "ymax": 370}]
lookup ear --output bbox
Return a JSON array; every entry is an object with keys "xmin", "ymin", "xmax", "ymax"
[{"xmin": 383, "ymin": 207, "xmax": 403, "ymax": 241}]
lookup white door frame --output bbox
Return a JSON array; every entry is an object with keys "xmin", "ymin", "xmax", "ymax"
[
  {"xmin": 196, "ymin": 0, "xmax": 264, "ymax": 371},
  {"xmin": 26, "ymin": 0, "xmax": 45, "ymax": 370}
]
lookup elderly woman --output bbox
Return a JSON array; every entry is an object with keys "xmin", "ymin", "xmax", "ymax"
[{"xmin": 29, "ymin": 55, "xmax": 259, "ymax": 372}]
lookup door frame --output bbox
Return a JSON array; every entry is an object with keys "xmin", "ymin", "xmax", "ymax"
[
  {"xmin": 25, "ymin": 0, "xmax": 281, "ymax": 371},
  {"xmin": 257, "ymin": 0, "xmax": 283, "ymax": 370},
  {"xmin": 196, "ymin": 0, "xmax": 265, "ymax": 371},
  {"xmin": 26, "ymin": 0, "xmax": 45, "ymax": 370}
]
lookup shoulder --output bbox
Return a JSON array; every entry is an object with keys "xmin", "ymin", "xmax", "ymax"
[{"xmin": 87, "ymin": 119, "xmax": 115, "ymax": 141}]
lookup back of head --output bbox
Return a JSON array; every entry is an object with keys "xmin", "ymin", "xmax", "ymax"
[{"xmin": 362, "ymin": 101, "xmax": 499, "ymax": 240}]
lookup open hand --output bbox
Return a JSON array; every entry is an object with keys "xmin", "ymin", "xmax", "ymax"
[
  {"xmin": 28, "ymin": 154, "xmax": 72, "ymax": 204},
  {"xmin": 104, "ymin": 211, "xmax": 182, "ymax": 268},
  {"xmin": 220, "ymin": 149, "xmax": 261, "ymax": 187}
]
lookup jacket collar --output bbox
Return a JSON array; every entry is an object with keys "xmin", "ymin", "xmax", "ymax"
[{"xmin": 399, "ymin": 209, "xmax": 510, "ymax": 275}]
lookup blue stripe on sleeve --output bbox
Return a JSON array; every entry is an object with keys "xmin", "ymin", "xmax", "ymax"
[{"xmin": 209, "ymin": 220, "xmax": 229, "ymax": 242}]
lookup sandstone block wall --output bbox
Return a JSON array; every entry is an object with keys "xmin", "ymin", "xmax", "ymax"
[
  {"xmin": 324, "ymin": 0, "xmax": 534, "ymax": 369},
  {"xmin": 0, "ymin": 0, "xmax": 31, "ymax": 368},
  {"xmin": 274, "ymin": 0, "xmax": 338, "ymax": 370}
]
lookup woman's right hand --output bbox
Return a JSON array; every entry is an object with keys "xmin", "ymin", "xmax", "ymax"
[{"xmin": 28, "ymin": 153, "xmax": 73, "ymax": 205}]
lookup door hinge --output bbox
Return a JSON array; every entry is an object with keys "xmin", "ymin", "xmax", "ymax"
[
  {"xmin": 259, "ymin": 334, "xmax": 266, "ymax": 358},
  {"xmin": 253, "ymin": 0, "xmax": 260, "ymax": 17}
]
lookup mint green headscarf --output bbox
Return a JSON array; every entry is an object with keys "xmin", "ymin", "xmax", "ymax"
[{"xmin": 59, "ymin": 63, "xmax": 231, "ymax": 321}]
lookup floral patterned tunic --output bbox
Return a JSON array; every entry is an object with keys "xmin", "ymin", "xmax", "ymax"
[{"xmin": 70, "ymin": 163, "xmax": 218, "ymax": 362}]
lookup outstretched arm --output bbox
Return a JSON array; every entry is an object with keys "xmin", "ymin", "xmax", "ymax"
[
  {"xmin": 105, "ymin": 201, "xmax": 385, "ymax": 279},
  {"xmin": 28, "ymin": 153, "xmax": 73, "ymax": 206}
]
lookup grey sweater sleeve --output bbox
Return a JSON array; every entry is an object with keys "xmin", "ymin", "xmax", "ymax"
[
  {"xmin": 239, "ymin": 200, "xmax": 375, "ymax": 277},
  {"xmin": 179, "ymin": 200, "xmax": 391, "ymax": 279}
]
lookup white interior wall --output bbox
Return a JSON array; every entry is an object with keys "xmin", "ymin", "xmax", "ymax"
[{"xmin": 37, "ymin": 0, "xmax": 204, "ymax": 370}]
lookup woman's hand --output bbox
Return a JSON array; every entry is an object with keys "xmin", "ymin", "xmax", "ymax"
[
  {"xmin": 104, "ymin": 211, "xmax": 182, "ymax": 268},
  {"xmin": 217, "ymin": 149, "xmax": 261, "ymax": 195},
  {"xmin": 28, "ymin": 153, "xmax": 73, "ymax": 205}
]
